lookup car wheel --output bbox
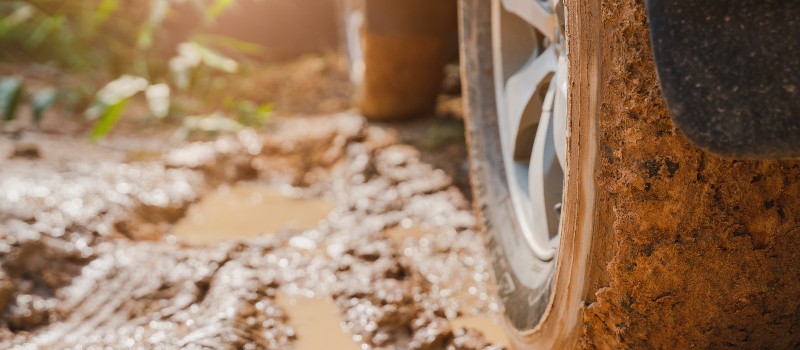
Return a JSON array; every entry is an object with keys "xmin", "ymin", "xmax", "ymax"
[
  {"xmin": 462, "ymin": 0, "xmax": 800, "ymax": 348},
  {"xmin": 461, "ymin": 0, "xmax": 598, "ymax": 347},
  {"xmin": 342, "ymin": 0, "xmax": 457, "ymax": 119}
]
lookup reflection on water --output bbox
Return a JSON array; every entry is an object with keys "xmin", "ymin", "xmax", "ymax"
[
  {"xmin": 276, "ymin": 293, "xmax": 361, "ymax": 350},
  {"xmin": 385, "ymin": 224, "xmax": 427, "ymax": 246},
  {"xmin": 172, "ymin": 183, "xmax": 335, "ymax": 244}
]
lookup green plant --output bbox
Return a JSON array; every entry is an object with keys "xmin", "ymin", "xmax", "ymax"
[
  {"xmin": 85, "ymin": 40, "xmax": 253, "ymax": 140},
  {"xmin": 225, "ymin": 97, "xmax": 273, "ymax": 127},
  {"xmin": 0, "ymin": 76, "xmax": 60, "ymax": 124},
  {"xmin": 85, "ymin": 75, "xmax": 149, "ymax": 140},
  {"xmin": 0, "ymin": 0, "xmax": 240, "ymax": 74},
  {"xmin": 0, "ymin": 0, "xmax": 273, "ymax": 140},
  {"xmin": 0, "ymin": 77, "xmax": 23, "ymax": 121}
]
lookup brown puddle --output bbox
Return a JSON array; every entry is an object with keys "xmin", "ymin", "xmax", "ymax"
[
  {"xmin": 451, "ymin": 316, "xmax": 510, "ymax": 347},
  {"xmin": 172, "ymin": 183, "xmax": 335, "ymax": 244},
  {"xmin": 276, "ymin": 293, "xmax": 361, "ymax": 350}
]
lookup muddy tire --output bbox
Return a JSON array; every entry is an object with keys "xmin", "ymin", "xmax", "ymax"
[
  {"xmin": 344, "ymin": 0, "xmax": 457, "ymax": 119},
  {"xmin": 461, "ymin": 0, "xmax": 800, "ymax": 348}
]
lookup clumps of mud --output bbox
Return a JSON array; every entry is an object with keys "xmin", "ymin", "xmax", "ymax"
[
  {"xmin": 0, "ymin": 161, "xmax": 201, "ymax": 241},
  {"xmin": 582, "ymin": 0, "xmax": 800, "ymax": 348},
  {"xmin": 0, "ymin": 151, "xmax": 204, "ymax": 343},
  {"xmin": 1, "ymin": 114, "xmax": 505, "ymax": 349},
  {"xmin": 0, "ymin": 236, "xmax": 92, "ymax": 333}
]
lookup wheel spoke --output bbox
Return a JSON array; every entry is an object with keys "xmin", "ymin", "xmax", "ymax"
[
  {"xmin": 501, "ymin": 0, "xmax": 555, "ymax": 41},
  {"xmin": 528, "ymin": 92, "xmax": 563, "ymax": 255},
  {"xmin": 552, "ymin": 55, "xmax": 568, "ymax": 169},
  {"xmin": 504, "ymin": 46, "xmax": 557, "ymax": 157},
  {"xmin": 491, "ymin": 0, "xmax": 566, "ymax": 264}
]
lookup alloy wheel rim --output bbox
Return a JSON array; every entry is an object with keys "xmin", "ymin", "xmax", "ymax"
[{"xmin": 492, "ymin": 0, "xmax": 567, "ymax": 265}]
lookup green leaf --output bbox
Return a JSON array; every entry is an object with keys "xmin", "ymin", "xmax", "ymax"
[
  {"xmin": 0, "ymin": 4, "xmax": 35, "ymax": 37},
  {"xmin": 27, "ymin": 15, "xmax": 64, "ymax": 48},
  {"xmin": 179, "ymin": 42, "xmax": 239, "ymax": 73},
  {"xmin": 31, "ymin": 88, "xmax": 58, "ymax": 123},
  {"xmin": 191, "ymin": 34, "xmax": 264, "ymax": 55},
  {"xmin": 93, "ymin": 0, "xmax": 119, "ymax": 28},
  {"xmin": 90, "ymin": 99, "xmax": 128, "ymax": 141},
  {"xmin": 207, "ymin": 0, "xmax": 236, "ymax": 21},
  {"xmin": 95, "ymin": 75, "xmax": 148, "ymax": 105},
  {"xmin": 255, "ymin": 103, "xmax": 274, "ymax": 125},
  {"xmin": 136, "ymin": 25, "xmax": 153, "ymax": 50},
  {"xmin": 0, "ymin": 77, "xmax": 23, "ymax": 121},
  {"xmin": 229, "ymin": 99, "xmax": 268, "ymax": 126}
]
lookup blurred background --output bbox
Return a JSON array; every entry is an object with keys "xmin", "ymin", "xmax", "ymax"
[
  {"xmin": 0, "ymin": 0, "xmax": 468, "ymax": 188},
  {"xmin": 0, "ymin": 2, "xmax": 507, "ymax": 349},
  {"xmin": 0, "ymin": 0, "xmax": 355, "ymax": 139}
]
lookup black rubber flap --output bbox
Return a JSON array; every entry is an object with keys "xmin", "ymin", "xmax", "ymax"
[{"xmin": 647, "ymin": 0, "xmax": 800, "ymax": 159}]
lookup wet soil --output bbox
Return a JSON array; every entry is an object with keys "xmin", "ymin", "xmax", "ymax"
[
  {"xmin": 171, "ymin": 184, "xmax": 336, "ymax": 245},
  {"xmin": 0, "ymin": 114, "xmax": 507, "ymax": 349},
  {"xmin": 275, "ymin": 293, "xmax": 360, "ymax": 350}
]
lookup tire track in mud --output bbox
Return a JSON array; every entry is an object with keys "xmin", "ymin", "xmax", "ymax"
[{"xmin": 1, "ymin": 114, "xmax": 506, "ymax": 349}]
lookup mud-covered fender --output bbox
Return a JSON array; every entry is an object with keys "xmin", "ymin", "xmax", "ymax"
[{"xmin": 646, "ymin": 0, "xmax": 800, "ymax": 159}]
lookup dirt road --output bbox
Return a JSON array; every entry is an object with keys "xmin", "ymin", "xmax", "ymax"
[{"xmin": 0, "ymin": 114, "xmax": 508, "ymax": 349}]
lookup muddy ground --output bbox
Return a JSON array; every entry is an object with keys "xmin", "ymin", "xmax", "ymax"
[{"xmin": 0, "ymin": 110, "xmax": 509, "ymax": 349}]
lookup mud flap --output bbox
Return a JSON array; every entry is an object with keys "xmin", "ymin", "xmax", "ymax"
[{"xmin": 646, "ymin": 0, "xmax": 800, "ymax": 159}]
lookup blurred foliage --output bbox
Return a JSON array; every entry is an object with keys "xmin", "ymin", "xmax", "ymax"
[
  {"xmin": 86, "ymin": 75, "xmax": 149, "ymax": 140},
  {"xmin": 0, "ymin": 76, "xmax": 87, "ymax": 126},
  {"xmin": 424, "ymin": 120, "xmax": 465, "ymax": 150},
  {"xmin": 0, "ymin": 0, "xmax": 273, "ymax": 139},
  {"xmin": 0, "ymin": 77, "xmax": 23, "ymax": 121},
  {"xmin": 0, "ymin": 0, "xmax": 238, "ymax": 74},
  {"xmin": 30, "ymin": 87, "xmax": 57, "ymax": 122}
]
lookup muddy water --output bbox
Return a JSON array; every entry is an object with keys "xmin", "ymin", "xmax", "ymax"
[
  {"xmin": 451, "ymin": 316, "xmax": 509, "ymax": 348},
  {"xmin": 276, "ymin": 293, "xmax": 361, "ymax": 350},
  {"xmin": 172, "ymin": 183, "xmax": 335, "ymax": 244}
]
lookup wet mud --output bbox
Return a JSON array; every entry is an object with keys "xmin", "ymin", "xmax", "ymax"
[
  {"xmin": 276, "ymin": 293, "xmax": 360, "ymax": 350},
  {"xmin": 171, "ymin": 184, "xmax": 336, "ymax": 245},
  {"xmin": 0, "ymin": 114, "xmax": 507, "ymax": 349},
  {"xmin": 581, "ymin": 0, "xmax": 800, "ymax": 348}
]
